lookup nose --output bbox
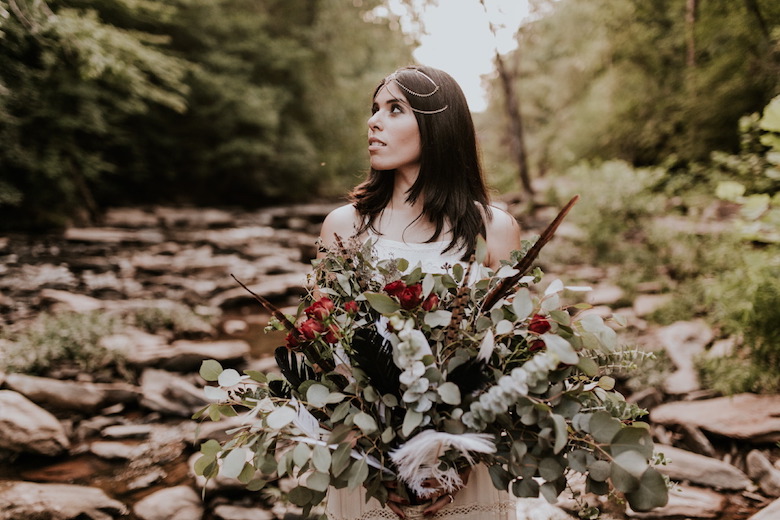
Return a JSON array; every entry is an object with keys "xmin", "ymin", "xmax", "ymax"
[{"xmin": 368, "ymin": 111, "xmax": 381, "ymax": 130}]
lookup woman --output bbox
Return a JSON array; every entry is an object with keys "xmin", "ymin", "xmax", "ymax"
[{"xmin": 320, "ymin": 65, "xmax": 521, "ymax": 520}]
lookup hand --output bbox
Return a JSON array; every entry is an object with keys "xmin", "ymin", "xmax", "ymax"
[
  {"xmin": 421, "ymin": 467, "xmax": 471, "ymax": 518},
  {"xmin": 383, "ymin": 480, "xmax": 410, "ymax": 519}
]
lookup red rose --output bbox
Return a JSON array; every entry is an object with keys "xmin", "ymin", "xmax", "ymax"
[
  {"xmin": 398, "ymin": 284, "xmax": 424, "ymax": 310},
  {"xmin": 528, "ymin": 314, "xmax": 552, "ymax": 334},
  {"xmin": 324, "ymin": 323, "xmax": 340, "ymax": 344},
  {"xmin": 344, "ymin": 300, "xmax": 359, "ymax": 315},
  {"xmin": 422, "ymin": 293, "xmax": 439, "ymax": 311},
  {"xmin": 384, "ymin": 280, "xmax": 406, "ymax": 297},
  {"xmin": 529, "ymin": 339, "xmax": 546, "ymax": 352},
  {"xmin": 285, "ymin": 330, "xmax": 300, "ymax": 349},
  {"xmin": 305, "ymin": 297, "xmax": 335, "ymax": 321},
  {"xmin": 299, "ymin": 318, "xmax": 325, "ymax": 340}
]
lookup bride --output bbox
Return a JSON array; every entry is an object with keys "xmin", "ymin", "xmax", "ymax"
[{"xmin": 319, "ymin": 65, "xmax": 522, "ymax": 520}]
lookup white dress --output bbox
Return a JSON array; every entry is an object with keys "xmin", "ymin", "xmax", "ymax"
[{"xmin": 325, "ymin": 234, "xmax": 518, "ymax": 520}]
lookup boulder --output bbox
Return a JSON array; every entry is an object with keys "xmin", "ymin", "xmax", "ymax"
[
  {"xmin": 64, "ymin": 227, "xmax": 164, "ymax": 244},
  {"xmin": 40, "ymin": 289, "xmax": 104, "ymax": 312},
  {"xmin": 654, "ymin": 445, "xmax": 751, "ymax": 490},
  {"xmin": 746, "ymin": 450, "xmax": 780, "ymax": 497},
  {"xmin": 0, "ymin": 390, "xmax": 70, "ymax": 455},
  {"xmin": 655, "ymin": 320, "xmax": 714, "ymax": 394},
  {"xmin": 749, "ymin": 498, "xmax": 780, "ymax": 520},
  {"xmin": 4, "ymin": 373, "xmax": 139, "ymax": 412},
  {"xmin": 0, "ymin": 481, "xmax": 127, "ymax": 520},
  {"xmin": 650, "ymin": 393, "xmax": 780, "ymax": 443},
  {"xmin": 632, "ymin": 294, "xmax": 673, "ymax": 318},
  {"xmin": 209, "ymin": 272, "xmax": 308, "ymax": 309},
  {"xmin": 90, "ymin": 441, "xmax": 144, "ymax": 460},
  {"xmin": 627, "ymin": 484, "xmax": 724, "ymax": 518},
  {"xmin": 139, "ymin": 369, "xmax": 209, "ymax": 417},
  {"xmin": 212, "ymin": 505, "xmax": 274, "ymax": 520},
  {"xmin": 133, "ymin": 485, "xmax": 204, "ymax": 520}
]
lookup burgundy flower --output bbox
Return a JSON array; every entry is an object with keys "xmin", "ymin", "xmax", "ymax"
[
  {"xmin": 398, "ymin": 284, "xmax": 424, "ymax": 310},
  {"xmin": 324, "ymin": 323, "xmax": 340, "ymax": 344},
  {"xmin": 344, "ymin": 300, "xmax": 359, "ymax": 315},
  {"xmin": 422, "ymin": 293, "xmax": 439, "ymax": 311},
  {"xmin": 384, "ymin": 280, "xmax": 406, "ymax": 297},
  {"xmin": 529, "ymin": 339, "xmax": 546, "ymax": 352},
  {"xmin": 305, "ymin": 297, "xmax": 335, "ymax": 321},
  {"xmin": 285, "ymin": 330, "xmax": 300, "ymax": 349},
  {"xmin": 528, "ymin": 314, "xmax": 552, "ymax": 334},
  {"xmin": 299, "ymin": 318, "xmax": 325, "ymax": 340}
]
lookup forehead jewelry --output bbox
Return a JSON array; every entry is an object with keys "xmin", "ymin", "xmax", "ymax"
[{"xmin": 386, "ymin": 70, "xmax": 449, "ymax": 114}]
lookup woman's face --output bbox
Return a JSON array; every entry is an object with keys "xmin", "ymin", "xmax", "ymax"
[{"xmin": 367, "ymin": 81, "xmax": 422, "ymax": 176}]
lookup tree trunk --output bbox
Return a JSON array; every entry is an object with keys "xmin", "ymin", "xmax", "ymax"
[
  {"xmin": 494, "ymin": 51, "xmax": 534, "ymax": 197},
  {"xmin": 685, "ymin": 0, "xmax": 698, "ymax": 67}
]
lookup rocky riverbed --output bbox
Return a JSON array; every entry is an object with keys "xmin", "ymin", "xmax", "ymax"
[{"xmin": 0, "ymin": 203, "xmax": 779, "ymax": 520}]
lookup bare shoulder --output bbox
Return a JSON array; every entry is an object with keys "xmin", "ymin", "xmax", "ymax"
[
  {"xmin": 319, "ymin": 204, "xmax": 362, "ymax": 249},
  {"xmin": 483, "ymin": 204, "xmax": 521, "ymax": 268}
]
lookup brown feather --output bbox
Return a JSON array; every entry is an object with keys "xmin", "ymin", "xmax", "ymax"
[
  {"xmin": 231, "ymin": 274, "xmax": 297, "ymax": 331},
  {"xmin": 480, "ymin": 195, "xmax": 579, "ymax": 312},
  {"xmin": 443, "ymin": 255, "xmax": 476, "ymax": 344}
]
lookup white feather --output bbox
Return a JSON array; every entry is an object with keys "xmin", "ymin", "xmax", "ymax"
[
  {"xmin": 389, "ymin": 430, "xmax": 495, "ymax": 497},
  {"xmin": 477, "ymin": 329, "xmax": 495, "ymax": 362}
]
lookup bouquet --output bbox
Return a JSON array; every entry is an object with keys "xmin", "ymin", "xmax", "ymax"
[{"xmin": 194, "ymin": 197, "xmax": 669, "ymax": 517}]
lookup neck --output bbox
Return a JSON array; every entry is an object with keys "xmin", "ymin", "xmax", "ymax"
[{"xmin": 391, "ymin": 167, "xmax": 422, "ymax": 212}]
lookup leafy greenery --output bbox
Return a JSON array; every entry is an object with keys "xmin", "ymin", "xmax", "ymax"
[
  {"xmin": 0, "ymin": 311, "xmax": 122, "ymax": 375},
  {"xmin": 130, "ymin": 302, "xmax": 213, "ymax": 338}
]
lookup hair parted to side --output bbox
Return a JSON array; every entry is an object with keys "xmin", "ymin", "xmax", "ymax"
[{"xmin": 350, "ymin": 65, "xmax": 492, "ymax": 259}]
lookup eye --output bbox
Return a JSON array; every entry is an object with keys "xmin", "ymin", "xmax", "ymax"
[
  {"xmin": 370, "ymin": 104, "xmax": 379, "ymax": 115},
  {"xmin": 391, "ymin": 103, "xmax": 404, "ymax": 114}
]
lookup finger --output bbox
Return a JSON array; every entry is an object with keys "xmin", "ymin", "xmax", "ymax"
[
  {"xmin": 387, "ymin": 501, "xmax": 406, "ymax": 519},
  {"xmin": 423, "ymin": 494, "xmax": 453, "ymax": 517},
  {"xmin": 386, "ymin": 491, "xmax": 409, "ymax": 505}
]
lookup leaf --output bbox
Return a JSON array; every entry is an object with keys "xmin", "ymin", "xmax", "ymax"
[
  {"xmin": 611, "ymin": 450, "xmax": 648, "ymax": 483},
  {"xmin": 222, "ymin": 447, "xmax": 250, "ymax": 479},
  {"xmin": 589, "ymin": 410, "xmax": 621, "ymax": 443},
  {"xmin": 422, "ymin": 273, "xmax": 434, "ymax": 297},
  {"xmin": 424, "ymin": 309, "xmax": 452, "ymax": 327},
  {"xmin": 541, "ymin": 333, "xmax": 579, "ymax": 365},
  {"xmin": 512, "ymin": 477, "xmax": 539, "ymax": 498},
  {"xmin": 512, "ymin": 288, "xmax": 533, "ymax": 321},
  {"xmin": 266, "ymin": 406, "xmax": 297, "ymax": 429},
  {"xmin": 312, "ymin": 445, "xmax": 332, "ymax": 473},
  {"xmin": 625, "ymin": 467, "xmax": 670, "ymax": 512},
  {"xmin": 437, "ymin": 382, "xmax": 461, "ymax": 405},
  {"xmin": 193, "ymin": 453, "xmax": 216, "ymax": 476},
  {"xmin": 204, "ymin": 386, "xmax": 229, "ymax": 401},
  {"xmin": 217, "ymin": 368, "xmax": 243, "ymax": 387},
  {"xmin": 364, "ymin": 292, "xmax": 401, "ymax": 314},
  {"xmin": 576, "ymin": 357, "xmax": 598, "ymax": 376},
  {"xmin": 288, "ymin": 486, "xmax": 314, "ymax": 507},
  {"xmin": 200, "ymin": 360, "xmax": 223, "ymax": 382},
  {"xmin": 551, "ymin": 414, "xmax": 568, "ymax": 454},
  {"xmin": 245, "ymin": 370, "xmax": 267, "ymax": 383},
  {"xmin": 331, "ymin": 443, "xmax": 352, "ymax": 477},
  {"xmin": 353, "ymin": 412, "xmax": 378, "ymax": 434},
  {"xmin": 200, "ymin": 439, "xmax": 222, "ymax": 456},
  {"xmin": 610, "ymin": 427, "xmax": 654, "ymax": 459},
  {"xmin": 539, "ymin": 457, "xmax": 565, "ymax": 481},
  {"xmin": 488, "ymin": 464, "xmax": 512, "ymax": 491},
  {"xmin": 307, "ymin": 471, "xmax": 331, "ymax": 492},
  {"xmin": 402, "ymin": 409, "xmax": 423, "ymax": 437},
  {"xmin": 587, "ymin": 460, "xmax": 611, "ymax": 482},
  {"xmin": 347, "ymin": 457, "xmax": 369, "ymax": 490},
  {"xmin": 475, "ymin": 235, "xmax": 488, "ymax": 265},
  {"xmin": 306, "ymin": 384, "xmax": 330, "ymax": 408},
  {"xmin": 293, "ymin": 443, "xmax": 312, "ymax": 467}
]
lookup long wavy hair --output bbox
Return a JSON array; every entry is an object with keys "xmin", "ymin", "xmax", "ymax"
[{"xmin": 349, "ymin": 65, "xmax": 492, "ymax": 259}]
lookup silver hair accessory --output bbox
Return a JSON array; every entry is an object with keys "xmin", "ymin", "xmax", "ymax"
[{"xmin": 386, "ymin": 69, "xmax": 449, "ymax": 114}]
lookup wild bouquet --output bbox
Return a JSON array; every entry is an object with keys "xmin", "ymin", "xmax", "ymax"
[{"xmin": 194, "ymin": 197, "xmax": 669, "ymax": 517}]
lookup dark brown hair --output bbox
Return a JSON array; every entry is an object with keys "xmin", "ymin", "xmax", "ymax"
[{"xmin": 349, "ymin": 65, "xmax": 491, "ymax": 259}]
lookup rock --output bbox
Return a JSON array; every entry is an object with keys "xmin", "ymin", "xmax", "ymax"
[
  {"xmin": 40, "ymin": 289, "xmax": 104, "ymax": 312},
  {"xmin": 746, "ymin": 450, "xmax": 780, "ymax": 497},
  {"xmin": 103, "ymin": 207, "xmax": 160, "ymax": 228},
  {"xmin": 0, "ymin": 481, "xmax": 127, "ymax": 520},
  {"xmin": 650, "ymin": 393, "xmax": 780, "ymax": 443},
  {"xmin": 65, "ymin": 227, "xmax": 165, "ymax": 244},
  {"xmin": 0, "ymin": 263, "xmax": 77, "ymax": 292},
  {"xmin": 627, "ymin": 484, "xmax": 724, "ymax": 518},
  {"xmin": 655, "ymin": 320, "xmax": 714, "ymax": 394},
  {"xmin": 108, "ymin": 330, "xmax": 249, "ymax": 371},
  {"xmin": 155, "ymin": 207, "xmax": 235, "ymax": 228},
  {"xmin": 705, "ymin": 337, "xmax": 737, "ymax": 359},
  {"xmin": 133, "ymin": 485, "xmax": 204, "ymax": 520},
  {"xmin": 139, "ymin": 369, "xmax": 209, "ymax": 417},
  {"xmin": 101, "ymin": 423, "xmax": 155, "ymax": 439},
  {"xmin": 632, "ymin": 294, "xmax": 673, "ymax": 318},
  {"xmin": 4, "ymin": 373, "xmax": 139, "ymax": 412},
  {"xmin": 213, "ymin": 504, "xmax": 274, "ymax": 520},
  {"xmin": 209, "ymin": 272, "xmax": 308, "ymax": 309},
  {"xmin": 126, "ymin": 468, "xmax": 167, "ymax": 491},
  {"xmin": 90, "ymin": 440, "xmax": 143, "ymax": 460},
  {"xmin": 0, "ymin": 390, "xmax": 70, "ymax": 455},
  {"xmin": 654, "ymin": 445, "xmax": 751, "ymax": 490},
  {"xmin": 749, "ymin": 498, "xmax": 780, "ymax": 520},
  {"xmin": 586, "ymin": 284, "xmax": 625, "ymax": 306}
]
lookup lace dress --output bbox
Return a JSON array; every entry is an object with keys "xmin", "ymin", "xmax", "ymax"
[{"xmin": 325, "ymin": 234, "xmax": 518, "ymax": 520}]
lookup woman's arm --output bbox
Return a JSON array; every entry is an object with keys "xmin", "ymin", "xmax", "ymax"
[{"xmin": 484, "ymin": 206, "xmax": 522, "ymax": 270}]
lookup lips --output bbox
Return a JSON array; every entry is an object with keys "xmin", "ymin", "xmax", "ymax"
[{"xmin": 368, "ymin": 137, "xmax": 386, "ymax": 150}]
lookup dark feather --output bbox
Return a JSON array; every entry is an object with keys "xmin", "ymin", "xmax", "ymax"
[
  {"xmin": 349, "ymin": 328, "xmax": 402, "ymax": 398},
  {"xmin": 447, "ymin": 358, "xmax": 490, "ymax": 396},
  {"xmin": 275, "ymin": 346, "xmax": 316, "ymax": 390}
]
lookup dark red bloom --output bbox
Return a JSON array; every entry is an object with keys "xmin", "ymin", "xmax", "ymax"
[
  {"xmin": 324, "ymin": 323, "xmax": 340, "ymax": 344},
  {"xmin": 528, "ymin": 314, "xmax": 552, "ymax": 335},
  {"xmin": 299, "ymin": 318, "xmax": 325, "ymax": 340},
  {"xmin": 305, "ymin": 297, "xmax": 335, "ymax": 321},
  {"xmin": 344, "ymin": 300, "xmax": 359, "ymax": 315},
  {"xmin": 529, "ymin": 339, "xmax": 546, "ymax": 352},
  {"xmin": 285, "ymin": 330, "xmax": 300, "ymax": 349},
  {"xmin": 422, "ymin": 293, "xmax": 439, "ymax": 311},
  {"xmin": 384, "ymin": 280, "xmax": 406, "ymax": 297},
  {"xmin": 398, "ymin": 284, "xmax": 424, "ymax": 310}
]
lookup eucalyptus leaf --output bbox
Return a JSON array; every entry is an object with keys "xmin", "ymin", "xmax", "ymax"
[
  {"xmin": 288, "ymin": 486, "xmax": 314, "ymax": 507},
  {"xmin": 512, "ymin": 288, "xmax": 533, "ymax": 321},
  {"xmin": 539, "ymin": 456, "xmax": 565, "ymax": 481},
  {"xmin": 266, "ymin": 406, "xmax": 297, "ymax": 430},
  {"xmin": 199, "ymin": 359, "xmax": 223, "ymax": 382},
  {"xmin": 437, "ymin": 382, "xmax": 462, "ymax": 405},
  {"xmin": 364, "ymin": 292, "xmax": 401, "ymax": 314},
  {"xmin": 307, "ymin": 471, "xmax": 331, "ymax": 492},
  {"xmin": 402, "ymin": 409, "xmax": 423, "ymax": 437},
  {"xmin": 587, "ymin": 459, "xmax": 611, "ymax": 482},
  {"xmin": 293, "ymin": 443, "xmax": 312, "ymax": 467},
  {"xmin": 589, "ymin": 410, "xmax": 621, "ymax": 444},
  {"xmin": 347, "ymin": 457, "xmax": 369, "ymax": 490},
  {"xmin": 306, "ymin": 383, "xmax": 330, "ymax": 407},
  {"xmin": 611, "ymin": 450, "xmax": 648, "ymax": 482},
  {"xmin": 625, "ymin": 467, "xmax": 670, "ymax": 511},
  {"xmin": 353, "ymin": 412, "xmax": 378, "ymax": 434},
  {"xmin": 217, "ymin": 368, "xmax": 243, "ymax": 387},
  {"xmin": 222, "ymin": 447, "xmax": 250, "ymax": 478},
  {"xmin": 551, "ymin": 414, "xmax": 568, "ymax": 454},
  {"xmin": 312, "ymin": 445, "xmax": 332, "ymax": 473},
  {"xmin": 488, "ymin": 464, "xmax": 511, "ymax": 491},
  {"xmin": 610, "ymin": 426, "xmax": 654, "ymax": 458}
]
